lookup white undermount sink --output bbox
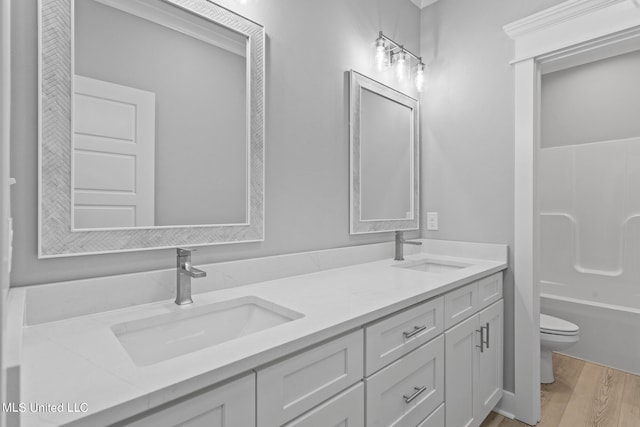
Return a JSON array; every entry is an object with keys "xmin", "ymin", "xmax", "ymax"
[
  {"xmin": 394, "ymin": 258, "xmax": 471, "ymax": 274},
  {"xmin": 111, "ymin": 296, "xmax": 304, "ymax": 366}
]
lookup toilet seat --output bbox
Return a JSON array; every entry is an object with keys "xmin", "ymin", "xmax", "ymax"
[{"xmin": 540, "ymin": 314, "xmax": 579, "ymax": 336}]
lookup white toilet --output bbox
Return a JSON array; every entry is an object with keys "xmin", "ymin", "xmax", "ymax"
[{"xmin": 540, "ymin": 314, "xmax": 579, "ymax": 384}]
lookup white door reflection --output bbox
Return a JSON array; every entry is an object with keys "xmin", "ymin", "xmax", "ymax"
[{"xmin": 73, "ymin": 76, "xmax": 156, "ymax": 229}]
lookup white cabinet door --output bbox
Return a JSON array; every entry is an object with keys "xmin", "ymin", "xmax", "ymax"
[
  {"xmin": 445, "ymin": 314, "xmax": 479, "ymax": 427},
  {"xmin": 124, "ymin": 372, "xmax": 255, "ymax": 427},
  {"xmin": 477, "ymin": 300, "xmax": 503, "ymax": 421},
  {"xmin": 446, "ymin": 299, "xmax": 504, "ymax": 427},
  {"xmin": 283, "ymin": 382, "xmax": 364, "ymax": 427},
  {"xmin": 257, "ymin": 330, "xmax": 364, "ymax": 426}
]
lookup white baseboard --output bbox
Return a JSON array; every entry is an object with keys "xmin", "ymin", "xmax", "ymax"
[{"xmin": 495, "ymin": 390, "xmax": 516, "ymax": 419}]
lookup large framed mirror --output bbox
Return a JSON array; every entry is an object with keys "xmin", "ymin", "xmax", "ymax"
[
  {"xmin": 39, "ymin": 0, "xmax": 264, "ymax": 257},
  {"xmin": 349, "ymin": 70, "xmax": 419, "ymax": 234}
]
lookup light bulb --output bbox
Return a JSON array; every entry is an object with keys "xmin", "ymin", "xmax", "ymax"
[
  {"xmin": 395, "ymin": 51, "xmax": 407, "ymax": 81},
  {"xmin": 375, "ymin": 37, "xmax": 386, "ymax": 71},
  {"xmin": 415, "ymin": 63, "xmax": 425, "ymax": 92}
]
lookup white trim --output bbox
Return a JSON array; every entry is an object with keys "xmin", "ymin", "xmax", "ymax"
[
  {"xmin": 494, "ymin": 390, "xmax": 516, "ymax": 419},
  {"xmin": 505, "ymin": 0, "xmax": 640, "ymax": 424},
  {"xmin": 503, "ymin": 0, "xmax": 624, "ymax": 39},
  {"xmin": 505, "ymin": 0, "xmax": 640, "ymax": 63},
  {"xmin": 513, "ymin": 58, "xmax": 541, "ymax": 426},
  {"xmin": 538, "ymin": 26, "xmax": 640, "ymax": 73}
]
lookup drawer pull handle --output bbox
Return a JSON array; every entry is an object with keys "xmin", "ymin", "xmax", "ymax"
[
  {"xmin": 485, "ymin": 322, "xmax": 490, "ymax": 349},
  {"xmin": 476, "ymin": 327, "xmax": 485, "ymax": 352},
  {"xmin": 476, "ymin": 324, "xmax": 490, "ymax": 352},
  {"xmin": 403, "ymin": 325, "xmax": 427, "ymax": 338},
  {"xmin": 403, "ymin": 386, "xmax": 427, "ymax": 404}
]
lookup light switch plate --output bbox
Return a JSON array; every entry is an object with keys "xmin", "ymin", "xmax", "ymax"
[{"xmin": 426, "ymin": 212, "xmax": 438, "ymax": 230}]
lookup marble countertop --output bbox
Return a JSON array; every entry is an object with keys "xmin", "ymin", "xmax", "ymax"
[{"xmin": 15, "ymin": 243, "xmax": 506, "ymax": 426}]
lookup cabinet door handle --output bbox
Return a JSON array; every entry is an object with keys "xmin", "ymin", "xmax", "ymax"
[
  {"xmin": 403, "ymin": 386, "xmax": 427, "ymax": 404},
  {"xmin": 476, "ymin": 327, "xmax": 485, "ymax": 352},
  {"xmin": 485, "ymin": 322, "xmax": 490, "ymax": 349},
  {"xmin": 403, "ymin": 325, "xmax": 427, "ymax": 339}
]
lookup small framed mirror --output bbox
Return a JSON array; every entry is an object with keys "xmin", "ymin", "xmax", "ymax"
[
  {"xmin": 39, "ymin": 0, "xmax": 264, "ymax": 257},
  {"xmin": 349, "ymin": 70, "xmax": 419, "ymax": 234}
]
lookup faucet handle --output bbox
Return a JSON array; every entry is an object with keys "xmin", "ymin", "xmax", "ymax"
[{"xmin": 177, "ymin": 247, "xmax": 196, "ymax": 257}]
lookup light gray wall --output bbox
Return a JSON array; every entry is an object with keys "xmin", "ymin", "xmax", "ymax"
[
  {"xmin": 10, "ymin": 0, "xmax": 421, "ymax": 286},
  {"xmin": 75, "ymin": 0, "xmax": 247, "ymax": 226},
  {"xmin": 541, "ymin": 49, "xmax": 640, "ymax": 148},
  {"xmin": 419, "ymin": 0, "xmax": 565, "ymax": 393}
]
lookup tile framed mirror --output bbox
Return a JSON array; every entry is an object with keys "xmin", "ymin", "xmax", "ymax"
[
  {"xmin": 349, "ymin": 70, "xmax": 419, "ymax": 234},
  {"xmin": 39, "ymin": 0, "xmax": 264, "ymax": 257}
]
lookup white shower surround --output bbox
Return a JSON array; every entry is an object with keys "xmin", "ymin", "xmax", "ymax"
[
  {"xmin": 505, "ymin": 0, "xmax": 640, "ymax": 424},
  {"xmin": 540, "ymin": 138, "xmax": 640, "ymax": 296},
  {"xmin": 539, "ymin": 138, "xmax": 640, "ymax": 375}
]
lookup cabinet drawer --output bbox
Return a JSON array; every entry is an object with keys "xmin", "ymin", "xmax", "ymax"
[
  {"xmin": 283, "ymin": 382, "xmax": 364, "ymax": 427},
  {"xmin": 365, "ymin": 297, "xmax": 443, "ymax": 375},
  {"xmin": 257, "ymin": 330, "xmax": 364, "ymax": 426},
  {"xmin": 418, "ymin": 403, "xmax": 444, "ymax": 427},
  {"xmin": 478, "ymin": 273, "xmax": 502, "ymax": 310},
  {"xmin": 123, "ymin": 372, "xmax": 255, "ymax": 427},
  {"xmin": 366, "ymin": 335, "xmax": 444, "ymax": 427},
  {"xmin": 444, "ymin": 281, "xmax": 479, "ymax": 329}
]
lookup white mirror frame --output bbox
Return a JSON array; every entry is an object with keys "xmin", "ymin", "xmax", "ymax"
[
  {"xmin": 349, "ymin": 70, "xmax": 419, "ymax": 234},
  {"xmin": 38, "ymin": 0, "xmax": 264, "ymax": 257}
]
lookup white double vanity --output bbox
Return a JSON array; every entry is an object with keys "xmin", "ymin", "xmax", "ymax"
[
  {"xmin": 8, "ymin": 240, "xmax": 506, "ymax": 426},
  {"xmin": 9, "ymin": 0, "xmax": 511, "ymax": 425}
]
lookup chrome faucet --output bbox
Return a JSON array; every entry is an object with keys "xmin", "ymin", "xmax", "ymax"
[
  {"xmin": 176, "ymin": 248, "xmax": 207, "ymax": 305},
  {"xmin": 394, "ymin": 230, "xmax": 422, "ymax": 261}
]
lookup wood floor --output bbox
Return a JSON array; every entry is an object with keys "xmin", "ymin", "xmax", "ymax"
[{"xmin": 480, "ymin": 353, "xmax": 640, "ymax": 427}]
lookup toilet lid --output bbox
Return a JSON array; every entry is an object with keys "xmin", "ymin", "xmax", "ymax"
[{"xmin": 540, "ymin": 314, "xmax": 579, "ymax": 335}]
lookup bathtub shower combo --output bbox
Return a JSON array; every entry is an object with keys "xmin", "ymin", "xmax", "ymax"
[{"xmin": 539, "ymin": 137, "xmax": 640, "ymax": 376}]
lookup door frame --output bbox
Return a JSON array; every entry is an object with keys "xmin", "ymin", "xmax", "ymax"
[{"xmin": 504, "ymin": 0, "xmax": 640, "ymax": 424}]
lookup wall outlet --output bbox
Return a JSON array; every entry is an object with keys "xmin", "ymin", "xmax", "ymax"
[{"xmin": 426, "ymin": 212, "xmax": 438, "ymax": 231}]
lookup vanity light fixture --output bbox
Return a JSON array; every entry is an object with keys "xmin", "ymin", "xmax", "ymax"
[
  {"xmin": 415, "ymin": 62, "xmax": 426, "ymax": 92},
  {"xmin": 394, "ymin": 49, "xmax": 408, "ymax": 81},
  {"xmin": 374, "ymin": 31, "xmax": 426, "ymax": 92},
  {"xmin": 374, "ymin": 36, "xmax": 387, "ymax": 71}
]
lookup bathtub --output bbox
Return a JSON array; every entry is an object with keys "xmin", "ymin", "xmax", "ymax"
[{"xmin": 540, "ymin": 281, "xmax": 640, "ymax": 376}]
